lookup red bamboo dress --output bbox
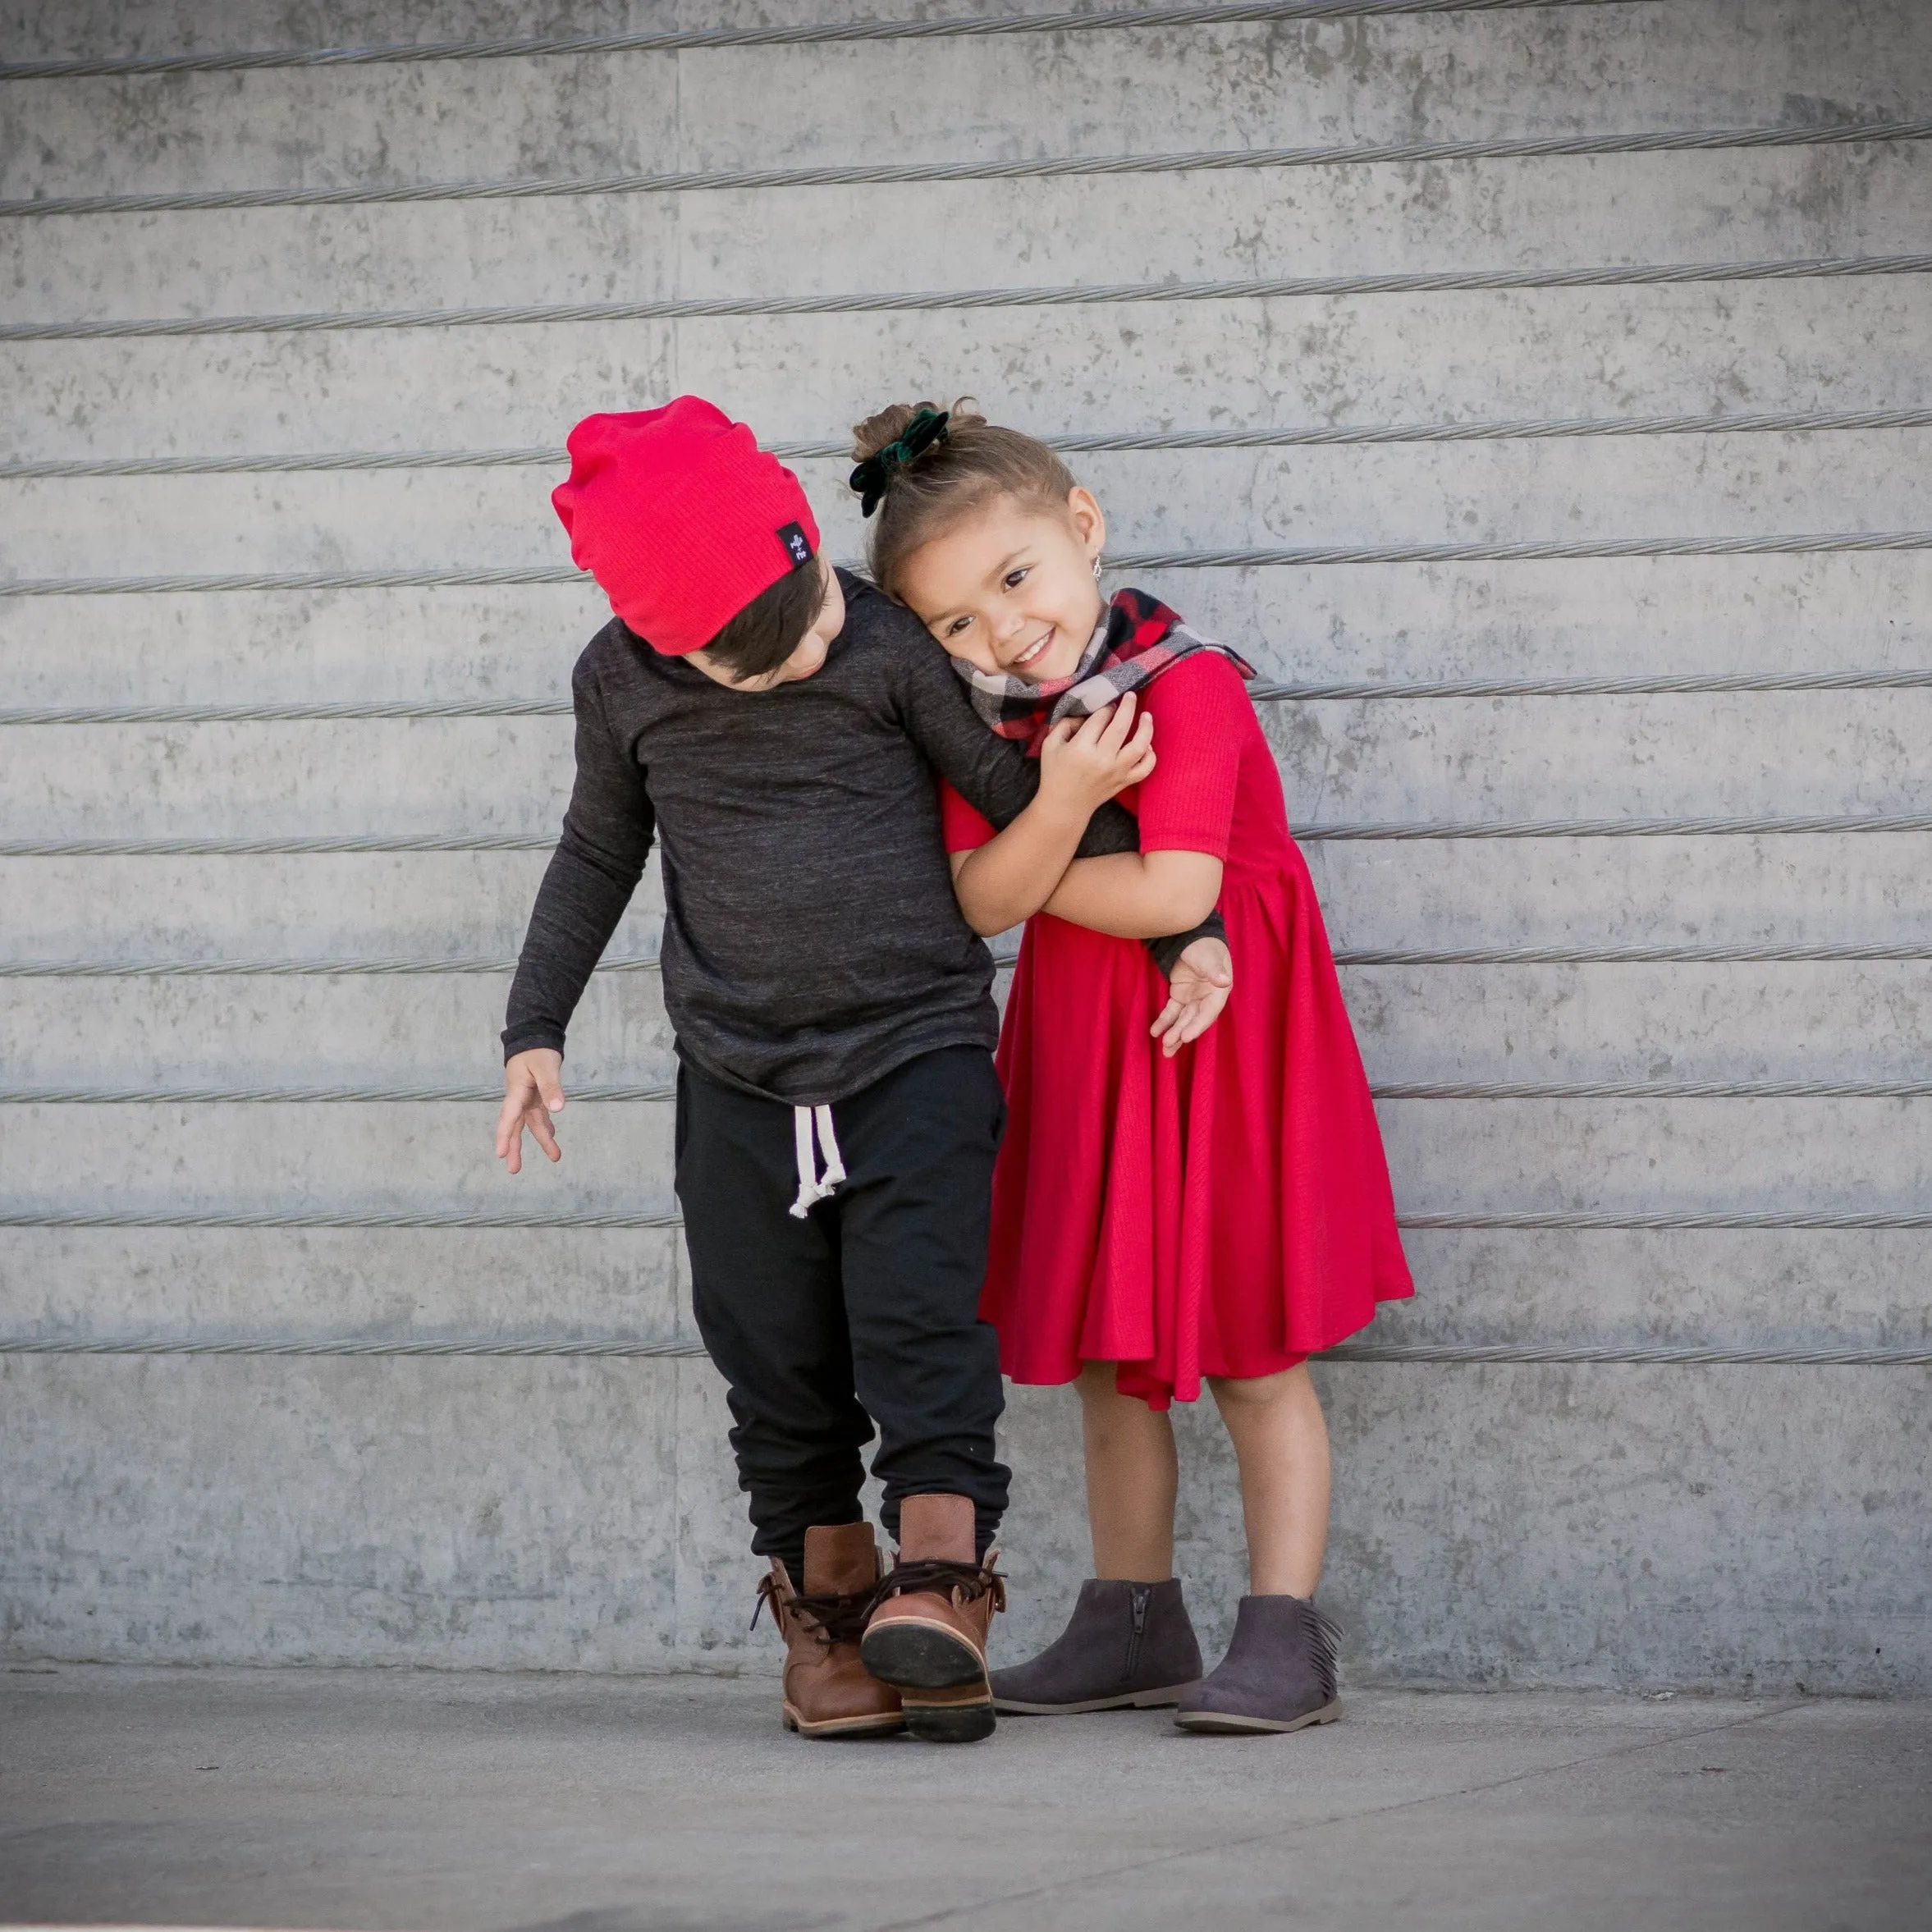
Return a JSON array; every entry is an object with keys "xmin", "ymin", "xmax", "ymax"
[{"xmin": 941, "ymin": 651, "xmax": 1413, "ymax": 1409}]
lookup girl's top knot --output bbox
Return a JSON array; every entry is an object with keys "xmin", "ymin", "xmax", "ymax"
[{"xmin": 849, "ymin": 406, "xmax": 950, "ymax": 517}]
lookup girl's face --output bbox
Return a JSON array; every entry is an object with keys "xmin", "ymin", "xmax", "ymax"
[{"xmin": 896, "ymin": 487, "xmax": 1109, "ymax": 684}]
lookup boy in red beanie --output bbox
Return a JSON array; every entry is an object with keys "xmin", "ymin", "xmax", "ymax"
[{"xmin": 495, "ymin": 398, "xmax": 1225, "ymax": 1742}]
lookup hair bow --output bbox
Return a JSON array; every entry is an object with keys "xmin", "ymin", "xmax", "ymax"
[{"xmin": 849, "ymin": 408, "xmax": 950, "ymax": 518}]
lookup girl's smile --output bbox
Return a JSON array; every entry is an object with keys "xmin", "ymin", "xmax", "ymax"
[{"xmin": 1009, "ymin": 625, "xmax": 1060, "ymax": 672}]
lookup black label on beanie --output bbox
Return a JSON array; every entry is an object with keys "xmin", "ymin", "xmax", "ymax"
[{"xmin": 776, "ymin": 521, "xmax": 814, "ymax": 569}]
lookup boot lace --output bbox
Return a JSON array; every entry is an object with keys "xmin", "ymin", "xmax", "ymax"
[
  {"xmin": 751, "ymin": 1573, "xmax": 873, "ymax": 1646},
  {"xmin": 875, "ymin": 1556, "xmax": 1007, "ymax": 1614}
]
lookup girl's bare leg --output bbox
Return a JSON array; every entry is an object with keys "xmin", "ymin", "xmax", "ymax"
[
  {"xmin": 1206, "ymin": 1364, "xmax": 1331, "ymax": 1597},
  {"xmin": 1076, "ymin": 1360, "xmax": 1179, "ymax": 1581}
]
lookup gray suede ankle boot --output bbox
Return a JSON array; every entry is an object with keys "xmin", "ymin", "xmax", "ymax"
[
  {"xmin": 991, "ymin": 1577, "xmax": 1203, "ymax": 1715},
  {"xmin": 1174, "ymin": 1594, "xmax": 1342, "ymax": 1733}
]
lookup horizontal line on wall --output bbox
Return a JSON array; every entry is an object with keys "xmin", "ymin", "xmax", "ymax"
[
  {"xmin": 10, "ymin": 668, "xmax": 1932, "ymax": 726},
  {"xmin": 1374, "ymin": 1078, "xmax": 1932, "ymax": 1101},
  {"xmin": 0, "ymin": 699, "xmax": 591, "ymax": 724},
  {"xmin": 1116, "ymin": 532, "xmax": 1932, "ymax": 567},
  {"xmin": 0, "ymin": 1206, "xmax": 687, "ymax": 1229},
  {"xmin": 0, "ymin": 953, "xmax": 586, "ymax": 977},
  {"xmin": 1321, "ymin": 1340, "xmax": 1932, "ymax": 1367},
  {"xmin": 1275, "ymin": 813, "xmax": 1932, "ymax": 840},
  {"xmin": 0, "ymin": 1080, "xmax": 669, "ymax": 1106},
  {"xmin": 1399, "ymin": 1211, "xmax": 1932, "ymax": 1230},
  {"xmin": 0, "ymin": 832, "xmax": 556, "ymax": 855},
  {"xmin": 1253, "ymin": 667, "xmax": 1932, "ymax": 699},
  {"xmin": 0, "ymin": 2, "xmax": 1653, "ymax": 81},
  {"xmin": 7, "ymin": 117, "xmax": 1924, "ymax": 217},
  {"xmin": 4, "ymin": 941, "xmax": 1926, "ymax": 977},
  {"xmin": 8, "ymin": 529, "xmax": 1932, "ymax": 598},
  {"xmin": 11, "ymin": 407, "xmax": 1930, "ymax": 477},
  {"xmin": 0, "ymin": 1334, "xmax": 1921, "ymax": 1368},
  {"xmin": 1341, "ymin": 942, "xmax": 1932, "ymax": 964},
  {"xmin": 4, "ymin": 252, "xmax": 1924, "ymax": 341},
  {"xmin": 0, "ymin": 1333, "xmax": 707, "ymax": 1358},
  {"xmin": 4, "ymin": 1076, "xmax": 1926, "ymax": 1105},
  {"xmin": 7, "ymin": 814, "xmax": 1930, "ymax": 858},
  {"xmin": 2, "ymin": 1206, "xmax": 1926, "ymax": 1232}
]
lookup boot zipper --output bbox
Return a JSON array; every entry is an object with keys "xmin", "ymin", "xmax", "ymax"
[{"xmin": 1125, "ymin": 1584, "xmax": 1151, "ymax": 1684}]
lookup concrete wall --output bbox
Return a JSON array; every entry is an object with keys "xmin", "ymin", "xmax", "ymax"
[{"xmin": 2, "ymin": 0, "xmax": 1929, "ymax": 1690}]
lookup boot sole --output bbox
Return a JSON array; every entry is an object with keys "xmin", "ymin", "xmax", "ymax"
[
  {"xmin": 1174, "ymin": 1697, "xmax": 1343, "ymax": 1735},
  {"xmin": 781, "ymin": 1702, "xmax": 907, "ymax": 1740},
  {"xmin": 863, "ymin": 1621, "xmax": 996, "ymax": 1743},
  {"xmin": 861, "ymin": 1617, "xmax": 987, "ymax": 1692},
  {"xmin": 995, "ymin": 1679, "xmax": 1202, "ymax": 1715},
  {"xmin": 900, "ymin": 1682, "xmax": 997, "ymax": 1744}
]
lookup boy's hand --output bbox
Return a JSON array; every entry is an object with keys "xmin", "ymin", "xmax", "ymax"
[
  {"xmin": 1037, "ymin": 692, "xmax": 1156, "ymax": 817},
  {"xmin": 1151, "ymin": 936, "xmax": 1233, "ymax": 1058},
  {"xmin": 496, "ymin": 1048, "xmax": 566, "ymax": 1173}
]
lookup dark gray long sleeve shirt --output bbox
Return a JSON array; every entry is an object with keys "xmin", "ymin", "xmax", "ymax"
[{"xmin": 503, "ymin": 570, "xmax": 1157, "ymax": 1107}]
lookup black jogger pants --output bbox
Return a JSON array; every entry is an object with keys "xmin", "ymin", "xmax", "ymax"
[{"xmin": 674, "ymin": 1043, "xmax": 1011, "ymax": 1577}]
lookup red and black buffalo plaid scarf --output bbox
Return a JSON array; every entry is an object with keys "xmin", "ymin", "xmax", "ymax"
[{"xmin": 952, "ymin": 586, "xmax": 1256, "ymax": 757}]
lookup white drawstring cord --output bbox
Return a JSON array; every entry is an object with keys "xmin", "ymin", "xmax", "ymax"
[
  {"xmin": 789, "ymin": 1104, "xmax": 847, "ymax": 1219},
  {"xmin": 814, "ymin": 1105, "xmax": 847, "ymax": 1191}
]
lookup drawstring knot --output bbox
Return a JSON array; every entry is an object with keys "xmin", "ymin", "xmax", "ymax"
[{"xmin": 789, "ymin": 1104, "xmax": 847, "ymax": 1218}]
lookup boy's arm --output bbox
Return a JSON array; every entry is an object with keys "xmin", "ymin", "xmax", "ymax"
[
  {"xmin": 501, "ymin": 658, "xmax": 657, "ymax": 1062},
  {"xmin": 945, "ymin": 703, "xmax": 1154, "ymax": 935},
  {"xmin": 902, "ymin": 641, "xmax": 1229, "ymax": 960},
  {"xmin": 895, "ymin": 631, "xmax": 1142, "ymax": 859},
  {"xmin": 1145, "ymin": 913, "xmax": 1226, "ymax": 977}
]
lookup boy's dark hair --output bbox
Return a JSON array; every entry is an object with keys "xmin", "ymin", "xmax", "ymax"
[{"xmin": 702, "ymin": 558, "xmax": 826, "ymax": 680}]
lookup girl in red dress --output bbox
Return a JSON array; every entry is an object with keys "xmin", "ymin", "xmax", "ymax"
[{"xmin": 849, "ymin": 402, "xmax": 1413, "ymax": 1733}]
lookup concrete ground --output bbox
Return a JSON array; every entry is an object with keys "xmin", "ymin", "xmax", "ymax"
[{"xmin": 1, "ymin": 1668, "xmax": 1927, "ymax": 1932}]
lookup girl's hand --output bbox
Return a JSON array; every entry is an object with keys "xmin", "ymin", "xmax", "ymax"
[
  {"xmin": 1151, "ymin": 936, "xmax": 1233, "ymax": 1057},
  {"xmin": 1037, "ymin": 692, "xmax": 1156, "ymax": 817},
  {"xmin": 496, "ymin": 1048, "xmax": 566, "ymax": 1173}
]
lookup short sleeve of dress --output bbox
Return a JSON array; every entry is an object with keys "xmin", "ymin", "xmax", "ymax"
[
  {"xmin": 1135, "ymin": 652, "xmax": 1249, "ymax": 860},
  {"xmin": 938, "ymin": 776, "xmax": 999, "ymax": 853}
]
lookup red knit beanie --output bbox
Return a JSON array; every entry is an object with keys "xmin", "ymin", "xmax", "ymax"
[{"xmin": 551, "ymin": 397, "xmax": 822, "ymax": 657}]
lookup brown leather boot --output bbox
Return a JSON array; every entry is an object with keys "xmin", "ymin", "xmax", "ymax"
[
  {"xmin": 860, "ymin": 1493, "xmax": 1005, "ymax": 1743},
  {"xmin": 755, "ymin": 1522, "xmax": 904, "ymax": 1740}
]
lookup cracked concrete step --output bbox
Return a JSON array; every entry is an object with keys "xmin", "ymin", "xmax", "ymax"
[
  {"xmin": 8, "ymin": 959, "xmax": 1930, "ymax": 1089},
  {"xmin": 6, "ymin": 1224, "xmax": 1924, "ymax": 1348},
  {"xmin": 2, "ymin": 1357, "xmax": 1923, "ymax": 1688},
  {"xmin": 2, "ymin": 1092, "xmax": 1926, "ymax": 1215},
  {"xmin": 4, "ymin": 0, "xmax": 1929, "ymax": 195},
  {"xmin": 6, "ymin": 559, "xmax": 1928, "ymax": 699},
  {"xmin": 5, "ymin": 693, "xmax": 1928, "ymax": 837},
  {"xmin": 0, "ymin": 1102, "xmax": 680, "ymax": 1215},
  {"xmin": 6, "ymin": 834, "xmax": 1928, "ymax": 955},
  {"xmin": 9, "ymin": 433, "xmax": 1932, "ymax": 575},
  {"xmin": 8, "ymin": 283, "xmax": 1930, "ymax": 455},
  {"xmin": 8, "ymin": 147, "xmax": 1930, "ymax": 323},
  {"xmin": 0, "ymin": 1225, "xmax": 691, "ymax": 1339}
]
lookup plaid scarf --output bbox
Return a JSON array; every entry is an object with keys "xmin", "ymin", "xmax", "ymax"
[{"xmin": 953, "ymin": 586, "xmax": 1256, "ymax": 757}]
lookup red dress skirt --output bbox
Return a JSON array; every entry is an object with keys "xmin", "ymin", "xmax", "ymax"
[{"xmin": 941, "ymin": 652, "xmax": 1412, "ymax": 1409}]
